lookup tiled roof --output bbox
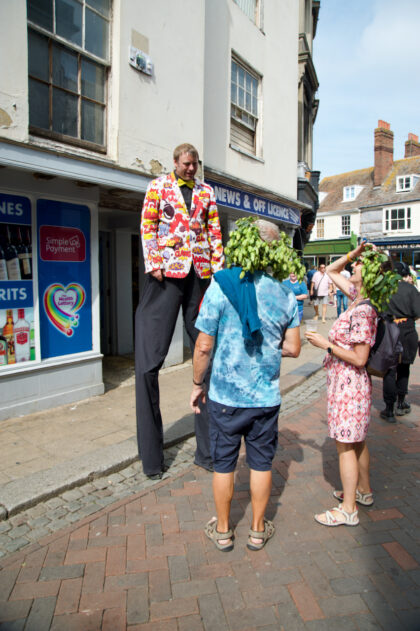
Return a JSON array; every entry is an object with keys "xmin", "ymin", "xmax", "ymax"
[{"xmin": 319, "ymin": 156, "xmax": 420, "ymax": 213}]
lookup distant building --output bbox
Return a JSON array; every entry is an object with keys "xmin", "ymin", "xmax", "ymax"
[{"xmin": 305, "ymin": 120, "xmax": 420, "ymax": 274}]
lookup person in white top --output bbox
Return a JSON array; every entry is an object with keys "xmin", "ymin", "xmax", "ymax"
[{"xmin": 310, "ymin": 263, "xmax": 332, "ymax": 323}]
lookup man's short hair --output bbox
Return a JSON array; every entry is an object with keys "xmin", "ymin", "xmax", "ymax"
[
  {"xmin": 254, "ymin": 219, "xmax": 280, "ymax": 243},
  {"xmin": 173, "ymin": 143, "xmax": 199, "ymax": 161}
]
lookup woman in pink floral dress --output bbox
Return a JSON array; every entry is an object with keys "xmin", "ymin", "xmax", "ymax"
[{"xmin": 305, "ymin": 242, "xmax": 385, "ymax": 527}]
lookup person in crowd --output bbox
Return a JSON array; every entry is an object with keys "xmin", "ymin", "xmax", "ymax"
[
  {"xmin": 335, "ymin": 267, "xmax": 351, "ymax": 317},
  {"xmin": 380, "ymin": 262, "xmax": 420, "ymax": 423},
  {"xmin": 305, "ymin": 243, "xmax": 390, "ymax": 526},
  {"xmin": 136, "ymin": 143, "xmax": 224, "ymax": 479},
  {"xmin": 282, "ymin": 272, "xmax": 308, "ymax": 322},
  {"xmin": 409, "ymin": 265, "xmax": 418, "ymax": 288},
  {"xmin": 306, "ymin": 265, "xmax": 317, "ymax": 304},
  {"xmin": 310, "ymin": 263, "xmax": 332, "ymax": 323},
  {"xmin": 190, "ymin": 219, "xmax": 301, "ymax": 551}
]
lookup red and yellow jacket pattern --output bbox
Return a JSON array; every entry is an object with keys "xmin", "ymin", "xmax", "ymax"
[{"xmin": 141, "ymin": 172, "xmax": 224, "ymax": 279}]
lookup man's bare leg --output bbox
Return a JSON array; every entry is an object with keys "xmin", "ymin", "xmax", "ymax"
[
  {"xmin": 212, "ymin": 471, "xmax": 234, "ymax": 544},
  {"xmin": 249, "ymin": 469, "xmax": 272, "ymax": 544}
]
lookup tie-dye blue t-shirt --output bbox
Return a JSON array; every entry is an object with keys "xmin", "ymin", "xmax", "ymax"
[{"xmin": 195, "ymin": 272, "xmax": 300, "ymax": 407}]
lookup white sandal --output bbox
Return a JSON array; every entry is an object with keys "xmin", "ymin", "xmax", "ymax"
[
  {"xmin": 333, "ymin": 489, "xmax": 374, "ymax": 506},
  {"xmin": 314, "ymin": 504, "xmax": 359, "ymax": 527}
]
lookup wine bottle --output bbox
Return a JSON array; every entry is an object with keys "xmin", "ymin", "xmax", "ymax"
[
  {"xmin": 0, "ymin": 241, "xmax": 7, "ymax": 281},
  {"xmin": 15, "ymin": 227, "xmax": 32, "ymax": 279},
  {"xmin": 25, "ymin": 227, "xmax": 33, "ymax": 280},
  {"xmin": 4, "ymin": 226, "xmax": 21, "ymax": 281}
]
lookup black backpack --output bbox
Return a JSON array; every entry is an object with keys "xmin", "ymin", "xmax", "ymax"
[{"xmin": 352, "ymin": 300, "xmax": 403, "ymax": 378}]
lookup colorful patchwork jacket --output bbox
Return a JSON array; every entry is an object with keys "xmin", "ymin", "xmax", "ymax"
[{"xmin": 141, "ymin": 172, "xmax": 225, "ymax": 279}]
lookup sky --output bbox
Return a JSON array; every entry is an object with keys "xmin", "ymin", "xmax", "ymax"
[{"xmin": 313, "ymin": 0, "xmax": 420, "ymax": 181}]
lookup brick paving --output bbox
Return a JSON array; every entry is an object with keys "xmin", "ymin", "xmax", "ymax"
[{"xmin": 0, "ymin": 369, "xmax": 419, "ymax": 629}]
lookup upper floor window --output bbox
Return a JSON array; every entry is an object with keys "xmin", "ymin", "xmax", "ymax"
[
  {"xmin": 384, "ymin": 207, "xmax": 411, "ymax": 232},
  {"xmin": 396, "ymin": 175, "xmax": 419, "ymax": 192},
  {"xmin": 343, "ymin": 185, "xmax": 363, "ymax": 202},
  {"xmin": 341, "ymin": 215, "xmax": 350, "ymax": 236},
  {"xmin": 316, "ymin": 218, "xmax": 324, "ymax": 239},
  {"xmin": 27, "ymin": 0, "xmax": 110, "ymax": 151},
  {"xmin": 233, "ymin": 0, "xmax": 261, "ymax": 26},
  {"xmin": 343, "ymin": 186, "xmax": 355, "ymax": 201},
  {"xmin": 230, "ymin": 57, "xmax": 260, "ymax": 156}
]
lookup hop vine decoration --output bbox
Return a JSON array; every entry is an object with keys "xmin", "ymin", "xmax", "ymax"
[
  {"xmin": 224, "ymin": 217, "xmax": 306, "ymax": 282},
  {"xmin": 360, "ymin": 246, "xmax": 400, "ymax": 312}
]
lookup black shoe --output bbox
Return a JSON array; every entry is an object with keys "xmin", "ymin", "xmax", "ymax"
[
  {"xmin": 396, "ymin": 401, "xmax": 411, "ymax": 416},
  {"xmin": 194, "ymin": 460, "xmax": 214, "ymax": 473},
  {"xmin": 146, "ymin": 464, "xmax": 169, "ymax": 480},
  {"xmin": 380, "ymin": 407, "xmax": 396, "ymax": 423}
]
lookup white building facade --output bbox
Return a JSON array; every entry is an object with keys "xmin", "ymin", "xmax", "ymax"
[{"xmin": 0, "ymin": 0, "xmax": 320, "ymax": 420}]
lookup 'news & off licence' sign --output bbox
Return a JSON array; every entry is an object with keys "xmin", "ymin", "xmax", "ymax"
[{"xmin": 206, "ymin": 179, "xmax": 301, "ymax": 226}]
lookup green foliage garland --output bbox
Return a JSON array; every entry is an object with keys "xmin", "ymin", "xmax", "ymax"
[
  {"xmin": 360, "ymin": 246, "xmax": 400, "ymax": 312},
  {"xmin": 224, "ymin": 217, "xmax": 306, "ymax": 282}
]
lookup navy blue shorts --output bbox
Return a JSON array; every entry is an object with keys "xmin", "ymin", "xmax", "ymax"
[{"xmin": 207, "ymin": 399, "xmax": 280, "ymax": 473}]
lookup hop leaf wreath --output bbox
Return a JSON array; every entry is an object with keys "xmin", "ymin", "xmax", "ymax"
[
  {"xmin": 224, "ymin": 217, "xmax": 306, "ymax": 282},
  {"xmin": 360, "ymin": 246, "xmax": 400, "ymax": 312}
]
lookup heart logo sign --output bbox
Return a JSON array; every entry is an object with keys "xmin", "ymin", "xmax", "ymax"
[{"xmin": 43, "ymin": 283, "xmax": 86, "ymax": 337}]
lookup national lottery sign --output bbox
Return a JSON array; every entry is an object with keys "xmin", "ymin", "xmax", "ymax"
[
  {"xmin": 37, "ymin": 200, "xmax": 92, "ymax": 359},
  {"xmin": 206, "ymin": 179, "xmax": 301, "ymax": 226}
]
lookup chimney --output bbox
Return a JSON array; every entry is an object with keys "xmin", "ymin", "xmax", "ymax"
[
  {"xmin": 374, "ymin": 120, "xmax": 394, "ymax": 187},
  {"xmin": 405, "ymin": 133, "xmax": 420, "ymax": 158}
]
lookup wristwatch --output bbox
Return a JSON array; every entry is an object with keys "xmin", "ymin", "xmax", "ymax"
[{"xmin": 327, "ymin": 346, "xmax": 333, "ymax": 355}]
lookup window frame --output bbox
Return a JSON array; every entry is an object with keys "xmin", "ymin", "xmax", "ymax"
[
  {"xmin": 316, "ymin": 217, "xmax": 324, "ymax": 239},
  {"xmin": 383, "ymin": 206, "xmax": 412, "ymax": 233},
  {"xmin": 230, "ymin": 54, "xmax": 261, "ymax": 157},
  {"xmin": 341, "ymin": 214, "xmax": 350, "ymax": 236},
  {"xmin": 27, "ymin": 0, "xmax": 110, "ymax": 152},
  {"xmin": 343, "ymin": 186, "xmax": 355, "ymax": 201},
  {"xmin": 396, "ymin": 175, "xmax": 415, "ymax": 192},
  {"xmin": 233, "ymin": 0, "xmax": 261, "ymax": 27}
]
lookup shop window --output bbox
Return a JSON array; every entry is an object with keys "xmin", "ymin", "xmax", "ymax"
[
  {"xmin": 384, "ymin": 207, "xmax": 411, "ymax": 232},
  {"xmin": 341, "ymin": 215, "xmax": 350, "ymax": 236},
  {"xmin": 233, "ymin": 0, "xmax": 261, "ymax": 26},
  {"xmin": 316, "ymin": 218, "xmax": 324, "ymax": 239},
  {"xmin": 27, "ymin": 0, "xmax": 110, "ymax": 151},
  {"xmin": 0, "ymin": 193, "xmax": 94, "ymax": 370},
  {"xmin": 230, "ymin": 56, "xmax": 260, "ymax": 156},
  {"xmin": 0, "ymin": 195, "xmax": 36, "ymax": 368}
]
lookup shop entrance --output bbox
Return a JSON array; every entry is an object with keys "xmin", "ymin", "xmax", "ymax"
[{"xmin": 99, "ymin": 231, "xmax": 114, "ymax": 355}]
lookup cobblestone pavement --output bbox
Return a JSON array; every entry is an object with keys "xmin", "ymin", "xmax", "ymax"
[
  {"xmin": 0, "ymin": 371, "xmax": 419, "ymax": 630},
  {"xmin": 0, "ymin": 373, "xmax": 326, "ymax": 560}
]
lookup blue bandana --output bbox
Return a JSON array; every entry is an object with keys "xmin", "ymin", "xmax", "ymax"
[{"xmin": 213, "ymin": 267, "xmax": 261, "ymax": 340}]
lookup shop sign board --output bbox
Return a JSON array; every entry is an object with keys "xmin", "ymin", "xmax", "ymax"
[
  {"xmin": 37, "ymin": 200, "xmax": 92, "ymax": 359},
  {"xmin": 206, "ymin": 179, "xmax": 301, "ymax": 226},
  {"xmin": 0, "ymin": 193, "xmax": 35, "ymax": 367}
]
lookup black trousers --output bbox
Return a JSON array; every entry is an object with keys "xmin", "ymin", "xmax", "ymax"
[
  {"xmin": 383, "ymin": 363, "xmax": 410, "ymax": 406},
  {"xmin": 135, "ymin": 269, "xmax": 211, "ymax": 476}
]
